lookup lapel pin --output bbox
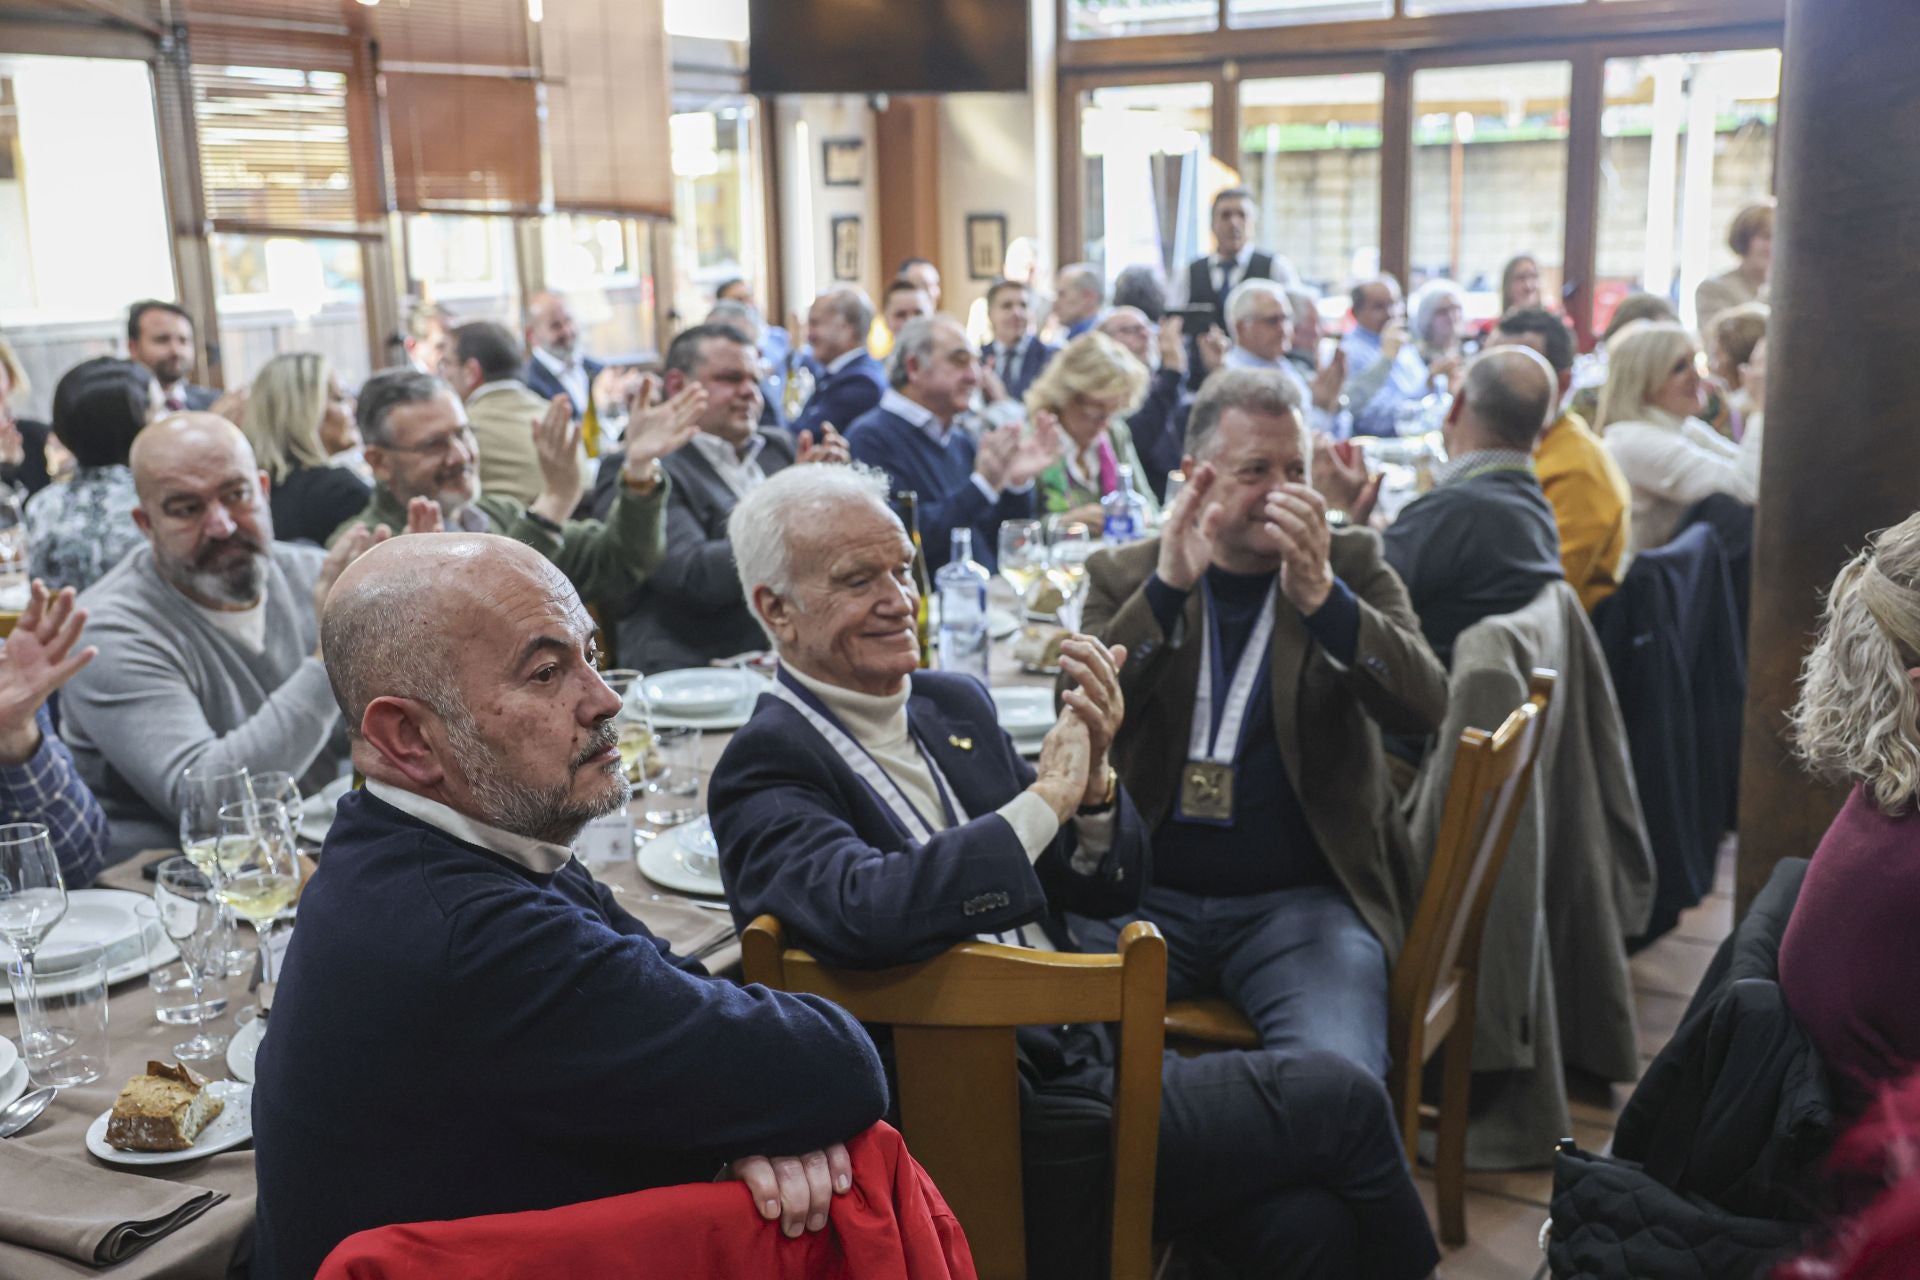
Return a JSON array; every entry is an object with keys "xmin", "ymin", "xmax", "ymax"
[{"xmin": 948, "ymin": 734, "xmax": 973, "ymax": 751}]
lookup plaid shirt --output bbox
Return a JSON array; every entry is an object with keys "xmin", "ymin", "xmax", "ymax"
[{"xmin": 0, "ymin": 703, "xmax": 108, "ymax": 887}]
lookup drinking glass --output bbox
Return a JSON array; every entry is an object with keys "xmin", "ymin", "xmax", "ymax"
[
  {"xmin": 179, "ymin": 765, "xmax": 251, "ymax": 875},
  {"xmin": 643, "ymin": 727, "xmax": 702, "ymax": 826},
  {"xmin": 138, "ymin": 900, "xmax": 228, "ymax": 1025},
  {"xmin": 154, "ymin": 858, "xmax": 231, "ymax": 1060},
  {"xmin": 247, "ymin": 770, "xmax": 303, "ymax": 823},
  {"xmin": 997, "ymin": 519, "xmax": 1045, "ymax": 608},
  {"xmin": 0, "ymin": 823, "xmax": 65, "ymax": 1041},
  {"xmin": 213, "ymin": 799, "xmax": 302, "ymax": 1017},
  {"xmin": 8, "ymin": 943, "xmax": 107, "ymax": 1086},
  {"xmin": 601, "ymin": 669, "xmax": 655, "ymax": 784}
]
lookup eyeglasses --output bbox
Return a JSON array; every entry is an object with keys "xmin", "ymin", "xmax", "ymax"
[{"xmin": 383, "ymin": 423, "xmax": 477, "ymax": 458}]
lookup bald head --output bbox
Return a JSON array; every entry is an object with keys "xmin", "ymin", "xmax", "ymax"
[
  {"xmin": 130, "ymin": 412, "xmax": 254, "ymax": 501},
  {"xmin": 324, "ymin": 534, "xmax": 575, "ymax": 736},
  {"xmin": 524, "ymin": 290, "xmax": 579, "ymax": 363},
  {"xmin": 1458, "ymin": 346, "xmax": 1558, "ymax": 451}
]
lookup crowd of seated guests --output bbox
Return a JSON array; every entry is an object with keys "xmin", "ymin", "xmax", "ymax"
[{"xmin": 0, "ymin": 187, "xmax": 1805, "ymax": 1276}]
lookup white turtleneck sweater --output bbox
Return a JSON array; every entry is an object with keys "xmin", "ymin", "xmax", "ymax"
[{"xmin": 782, "ymin": 663, "xmax": 1112, "ymax": 948}]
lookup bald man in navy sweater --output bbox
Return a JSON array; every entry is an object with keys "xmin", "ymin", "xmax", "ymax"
[{"xmin": 251, "ymin": 533, "xmax": 886, "ymax": 1279}]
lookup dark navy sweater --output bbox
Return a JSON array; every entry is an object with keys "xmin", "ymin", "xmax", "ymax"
[{"xmin": 252, "ymin": 791, "xmax": 887, "ymax": 1280}]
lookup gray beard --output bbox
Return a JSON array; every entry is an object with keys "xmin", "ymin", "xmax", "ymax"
[
  {"xmin": 442, "ymin": 710, "xmax": 628, "ymax": 848},
  {"xmin": 161, "ymin": 551, "xmax": 266, "ymax": 608}
]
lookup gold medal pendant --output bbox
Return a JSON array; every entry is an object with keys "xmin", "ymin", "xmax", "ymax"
[{"xmin": 1179, "ymin": 760, "xmax": 1235, "ymax": 822}]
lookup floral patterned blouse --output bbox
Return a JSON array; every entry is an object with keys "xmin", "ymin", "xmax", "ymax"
[{"xmin": 24, "ymin": 465, "xmax": 144, "ymax": 593}]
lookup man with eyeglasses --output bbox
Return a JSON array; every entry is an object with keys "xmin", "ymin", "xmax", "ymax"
[
  {"xmin": 1223, "ymin": 280, "xmax": 1349, "ymax": 439},
  {"xmin": 332, "ymin": 367, "xmax": 703, "ymax": 613},
  {"xmin": 845, "ymin": 316, "xmax": 1059, "ymax": 573},
  {"xmin": 60, "ymin": 413, "xmax": 385, "ymax": 863}
]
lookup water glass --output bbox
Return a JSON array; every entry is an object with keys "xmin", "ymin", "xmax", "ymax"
[
  {"xmin": 9, "ymin": 943, "xmax": 108, "ymax": 1087},
  {"xmin": 179, "ymin": 765, "xmax": 251, "ymax": 873},
  {"xmin": 0, "ymin": 822, "xmax": 65, "ymax": 1028},
  {"xmin": 155, "ymin": 858, "xmax": 231, "ymax": 1061},
  {"xmin": 643, "ymin": 726, "xmax": 702, "ymax": 826},
  {"xmin": 247, "ymin": 771, "xmax": 304, "ymax": 823},
  {"xmin": 137, "ymin": 900, "xmax": 228, "ymax": 1026}
]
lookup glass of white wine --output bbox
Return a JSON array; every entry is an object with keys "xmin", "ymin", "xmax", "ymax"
[
  {"xmin": 997, "ymin": 519, "xmax": 1045, "ymax": 608},
  {"xmin": 213, "ymin": 798, "xmax": 302, "ymax": 1020},
  {"xmin": 248, "ymin": 771, "xmax": 303, "ymax": 829},
  {"xmin": 180, "ymin": 764, "xmax": 251, "ymax": 875},
  {"xmin": 154, "ymin": 857, "xmax": 231, "ymax": 1061},
  {"xmin": 601, "ymin": 669, "xmax": 655, "ymax": 784},
  {"xmin": 0, "ymin": 823, "xmax": 65, "ymax": 1050}
]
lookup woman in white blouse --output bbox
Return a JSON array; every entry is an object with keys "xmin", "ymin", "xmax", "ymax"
[{"xmin": 1596, "ymin": 320, "xmax": 1759, "ymax": 553}]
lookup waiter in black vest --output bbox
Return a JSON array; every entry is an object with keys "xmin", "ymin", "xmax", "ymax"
[{"xmin": 1180, "ymin": 188, "xmax": 1296, "ymax": 389}]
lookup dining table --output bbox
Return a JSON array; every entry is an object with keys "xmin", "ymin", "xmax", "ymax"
[{"xmin": 0, "ymin": 587, "xmax": 1058, "ymax": 1279}]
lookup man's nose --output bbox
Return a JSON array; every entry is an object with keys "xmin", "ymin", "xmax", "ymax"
[{"xmin": 204, "ymin": 502, "xmax": 238, "ymax": 538}]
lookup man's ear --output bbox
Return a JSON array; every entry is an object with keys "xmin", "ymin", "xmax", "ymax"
[
  {"xmin": 753, "ymin": 585, "xmax": 797, "ymax": 650},
  {"xmin": 361, "ymin": 696, "xmax": 447, "ymax": 790}
]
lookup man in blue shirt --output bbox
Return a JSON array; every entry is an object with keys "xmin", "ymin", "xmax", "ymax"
[
  {"xmin": 1223, "ymin": 279, "xmax": 1350, "ymax": 439},
  {"xmin": 845, "ymin": 316, "xmax": 1057, "ymax": 572},
  {"xmin": 1340, "ymin": 275, "xmax": 1448, "ymax": 437}
]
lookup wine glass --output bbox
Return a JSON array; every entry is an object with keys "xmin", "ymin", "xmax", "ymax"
[
  {"xmin": 248, "ymin": 770, "xmax": 303, "ymax": 823},
  {"xmin": 601, "ymin": 669, "xmax": 655, "ymax": 784},
  {"xmin": 0, "ymin": 823, "xmax": 65, "ymax": 1047},
  {"xmin": 997, "ymin": 519, "xmax": 1045, "ymax": 611},
  {"xmin": 213, "ymin": 799, "xmax": 302, "ymax": 1019},
  {"xmin": 180, "ymin": 764, "xmax": 251, "ymax": 874},
  {"xmin": 154, "ymin": 857, "xmax": 231, "ymax": 1061},
  {"xmin": 1046, "ymin": 519, "xmax": 1095, "ymax": 631}
]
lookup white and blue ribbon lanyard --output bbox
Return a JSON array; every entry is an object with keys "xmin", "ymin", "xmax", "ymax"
[
  {"xmin": 1173, "ymin": 579, "xmax": 1278, "ymax": 828},
  {"xmin": 769, "ymin": 670, "xmax": 1044, "ymax": 948}
]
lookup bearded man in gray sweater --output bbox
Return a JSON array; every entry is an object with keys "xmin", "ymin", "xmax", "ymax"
[{"xmin": 62, "ymin": 413, "xmax": 386, "ymax": 863}]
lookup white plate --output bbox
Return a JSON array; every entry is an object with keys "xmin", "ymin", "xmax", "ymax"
[
  {"xmin": 0, "ymin": 1035, "xmax": 17, "ymax": 1088},
  {"xmin": 642, "ymin": 673, "xmax": 773, "ymax": 732},
  {"xmin": 86, "ymin": 1080, "xmax": 252, "ymax": 1166},
  {"xmin": 298, "ymin": 775, "xmax": 355, "ymax": 845},
  {"xmin": 226, "ymin": 1017, "xmax": 265, "ymax": 1085},
  {"xmin": 0, "ymin": 1056, "xmax": 25, "ymax": 1114},
  {"xmin": 643, "ymin": 669, "xmax": 765, "ymax": 717},
  {"xmin": 927, "ymin": 603, "xmax": 1021, "ymax": 640},
  {"xmin": 0, "ymin": 890, "xmax": 149, "ymax": 968},
  {"xmin": 0, "ymin": 934, "xmax": 179, "ymax": 1007},
  {"xmin": 637, "ymin": 818, "xmax": 727, "ymax": 898},
  {"xmin": 990, "ymin": 686, "xmax": 1056, "ymax": 738}
]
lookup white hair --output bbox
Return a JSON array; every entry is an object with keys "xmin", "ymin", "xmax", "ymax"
[
  {"xmin": 1225, "ymin": 278, "xmax": 1289, "ymax": 336},
  {"xmin": 729, "ymin": 464, "xmax": 899, "ymax": 644}
]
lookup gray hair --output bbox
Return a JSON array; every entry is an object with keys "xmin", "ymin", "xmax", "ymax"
[
  {"xmin": 1349, "ymin": 273, "xmax": 1403, "ymax": 312},
  {"xmin": 817, "ymin": 286, "xmax": 874, "ymax": 339},
  {"xmin": 322, "ymin": 563, "xmax": 464, "ymax": 738},
  {"xmin": 888, "ymin": 315, "xmax": 960, "ymax": 389},
  {"xmin": 1409, "ymin": 279, "xmax": 1466, "ymax": 347},
  {"xmin": 1184, "ymin": 366, "xmax": 1304, "ymax": 460},
  {"xmin": 1058, "ymin": 262, "xmax": 1106, "ymax": 307},
  {"xmin": 1460, "ymin": 347, "xmax": 1556, "ymax": 450},
  {"xmin": 730, "ymin": 465, "xmax": 898, "ymax": 644},
  {"xmin": 356, "ymin": 366, "xmax": 449, "ymax": 447},
  {"xmin": 1224, "ymin": 278, "xmax": 1289, "ymax": 336},
  {"xmin": 706, "ymin": 300, "xmax": 765, "ymax": 344},
  {"xmin": 1791, "ymin": 512, "xmax": 1920, "ymax": 815}
]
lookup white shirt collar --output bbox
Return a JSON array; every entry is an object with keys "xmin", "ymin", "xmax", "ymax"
[
  {"xmin": 365, "ymin": 778, "xmax": 575, "ymax": 875},
  {"xmin": 689, "ymin": 430, "xmax": 769, "ymax": 498},
  {"xmin": 1217, "ymin": 244, "xmax": 1254, "ymax": 271},
  {"xmin": 878, "ymin": 388, "xmax": 951, "ymax": 445},
  {"xmin": 990, "ymin": 334, "xmax": 1028, "ymax": 358},
  {"xmin": 825, "ymin": 347, "xmax": 866, "ymax": 376},
  {"xmin": 782, "ymin": 662, "xmax": 910, "ymax": 749},
  {"xmin": 531, "ymin": 346, "xmax": 576, "ymax": 377}
]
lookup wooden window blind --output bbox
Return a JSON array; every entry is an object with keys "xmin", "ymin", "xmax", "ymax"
[
  {"xmin": 383, "ymin": 72, "xmax": 542, "ymax": 214},
  {"xmin": 543, "ymin": 0, "xmax": 674, "ymax": 218}
]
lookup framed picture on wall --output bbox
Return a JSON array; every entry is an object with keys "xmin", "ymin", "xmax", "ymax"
[
  {"xmin": 822, "ymin": 138, "xmax": 865, "ymax": 187},
  {"xmin": 831, "ymin": 215, "xmax": 862, "ymax": 282},
  {"xmin": 966, "ymin": 214, "xmax": 1007, "ymax": 281}
]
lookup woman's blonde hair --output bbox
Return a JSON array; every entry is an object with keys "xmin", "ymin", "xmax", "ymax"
[
  {"xmin": 1791, "ymin": 512, "xmax": 1920, "ymax": 815},
  {"xmin": 1023, "ymin": 332, "xmax": 1150, "ymax": 425},
  {"xmin": 244, "ymin": 352, "xmax": 333, "ymax": 482},
  {"xmin": 1595, "ymin": 320, "xmax": 1695, "ymax": 433},
  {"xmin": 0, "ymin": 337, "xmax": 27, "ymax": 402}
]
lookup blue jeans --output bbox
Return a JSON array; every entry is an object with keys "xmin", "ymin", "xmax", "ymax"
[{"xmin": 1072, "ymin": 882, "xmax": 1391, "ymax": 1077}]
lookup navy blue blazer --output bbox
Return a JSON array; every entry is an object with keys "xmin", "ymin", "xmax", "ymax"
[
  {"xmin": 710, "ymin": 670, "xmax": 1149, "ymax": 971},
  {"xmin": 791, "ymin": 351, "xmax": 887, "ymax": 442},
  {"xmin": 981, "ymin": 337, "xmax": 1059, "ymax": 404},
  {"xmin": 843, "ymin": 406, "xmax": 1036, "ymax": 572},
  {"xmin": 523, "ymin": 354, "xmax": 604, "ymax": 420}
]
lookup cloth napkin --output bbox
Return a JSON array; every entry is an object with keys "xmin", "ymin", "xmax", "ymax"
[
  {"xmin": 618, "ymin": 890, "xmax": 735, "ymax": 962},
  {"xmin": 0, "ymin": 1142, "xmax": 226, "ymax": 1265}
]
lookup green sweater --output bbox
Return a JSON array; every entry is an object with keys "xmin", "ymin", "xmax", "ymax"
[{"xmin": 332, "ymin": 480, "xmax": 670, "ymax": 611}]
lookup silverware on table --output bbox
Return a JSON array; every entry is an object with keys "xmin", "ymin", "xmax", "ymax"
[{"xmin": 0, "ymin": 1086, "xmax": 57, "ymax": 1138}]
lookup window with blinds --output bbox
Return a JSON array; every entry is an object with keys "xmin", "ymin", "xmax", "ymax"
[{"xmin": 190, "ymin": 50, "xmax": 360, "ymax": 232}]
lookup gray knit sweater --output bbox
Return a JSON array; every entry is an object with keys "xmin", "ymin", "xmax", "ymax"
[{"xmin": 62, "ymin": 542, "xmax": 349, "ymax": 865}]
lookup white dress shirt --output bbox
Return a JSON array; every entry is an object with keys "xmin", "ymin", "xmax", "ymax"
[
  {"xmin": 531, "ymin": 346, "xmax": 591, "ymax": 414},
  {"xmin": 689, "ymin": 430, "xmax": 769, "ymax": 500}
]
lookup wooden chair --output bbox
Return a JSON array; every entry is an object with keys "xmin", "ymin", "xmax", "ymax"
[
  {"xmin": 743, "ymin": 916, "xmax": 1168, "ymax": 1280},
  {"xmin": 1159, "ymin": 672, "xmax": 1555, "ymax": 1247}
]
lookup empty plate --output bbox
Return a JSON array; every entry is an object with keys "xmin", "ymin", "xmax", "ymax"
[
  {"xmin": 643, "ymin": 669, "xmax": 762, "ymax": 717},
  {"xmin": 991, "ymin": 687, "xmax": 1056, "ymax": 740},
  {"xmin": 0, "ymin": 890, "xmax": 149, "ymax": 971}
]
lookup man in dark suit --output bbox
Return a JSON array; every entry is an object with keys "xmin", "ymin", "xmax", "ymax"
[
  {"xmin": 522, "ymin": 291, "xmax": 602, "ymax": 424},
  {"xmin": 709, "ymin": 465, "xmax": 1441, "ymax": 1280},
  {"xmin": 1178, "ymin": 188, "xmax": 1296, "ymax": 389},
  {"xmin": 590, "ymin": 323, "xmax": 848, "ymax": 671},
  {"xmin": 980, "ymin": 279, "xmax": 1057, "ymax": 404},
  {"xmin": 1076, "ymin": 367, "xmax": 1448, "ymax": 1079},
  {"xmin": 126, "ymin": 300, "xmax": 217, "ymax": 412},
  {"xmin": 791, "ymin": 286, "xmax": 887, "ymax": 443},
  {"xmin": 845, "ymin": 316, "xmax": 1056, "ymax": 573}
]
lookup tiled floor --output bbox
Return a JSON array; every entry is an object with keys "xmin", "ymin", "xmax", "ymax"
[{"xmin": 1418, "ymin": 842, "xmax": 1735, "ymax": 1279}]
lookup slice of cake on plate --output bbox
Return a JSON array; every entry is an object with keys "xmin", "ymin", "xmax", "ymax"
[{"xmin": 104, "ymin": 1061, "xmax": 224, "ymax": 1152}]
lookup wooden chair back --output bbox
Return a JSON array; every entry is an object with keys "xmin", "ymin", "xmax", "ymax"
[
  {"xmin": 1387, "ymin": 672, "xmax": 1554, "ymax": 1171},
  {"xmin": 743, "ymin": 916, "xmax": 1168, "ymax": 1280}
]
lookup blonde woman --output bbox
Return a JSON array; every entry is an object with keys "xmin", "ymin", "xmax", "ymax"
[
  {"xmin": 1780, "ymin": 512, "xmax": 1920, "ymax": 1116},
  {"xmin": 1023, "ymin": 332, "xmax": 1160, "ymax": 527},
  {"xmin": 243, "ymin": 352, "xmax": 370, "ymax": 545},
  {"xmin": 1595, "ymin": 321, "xmax": 1757, "ymax": 552}
]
